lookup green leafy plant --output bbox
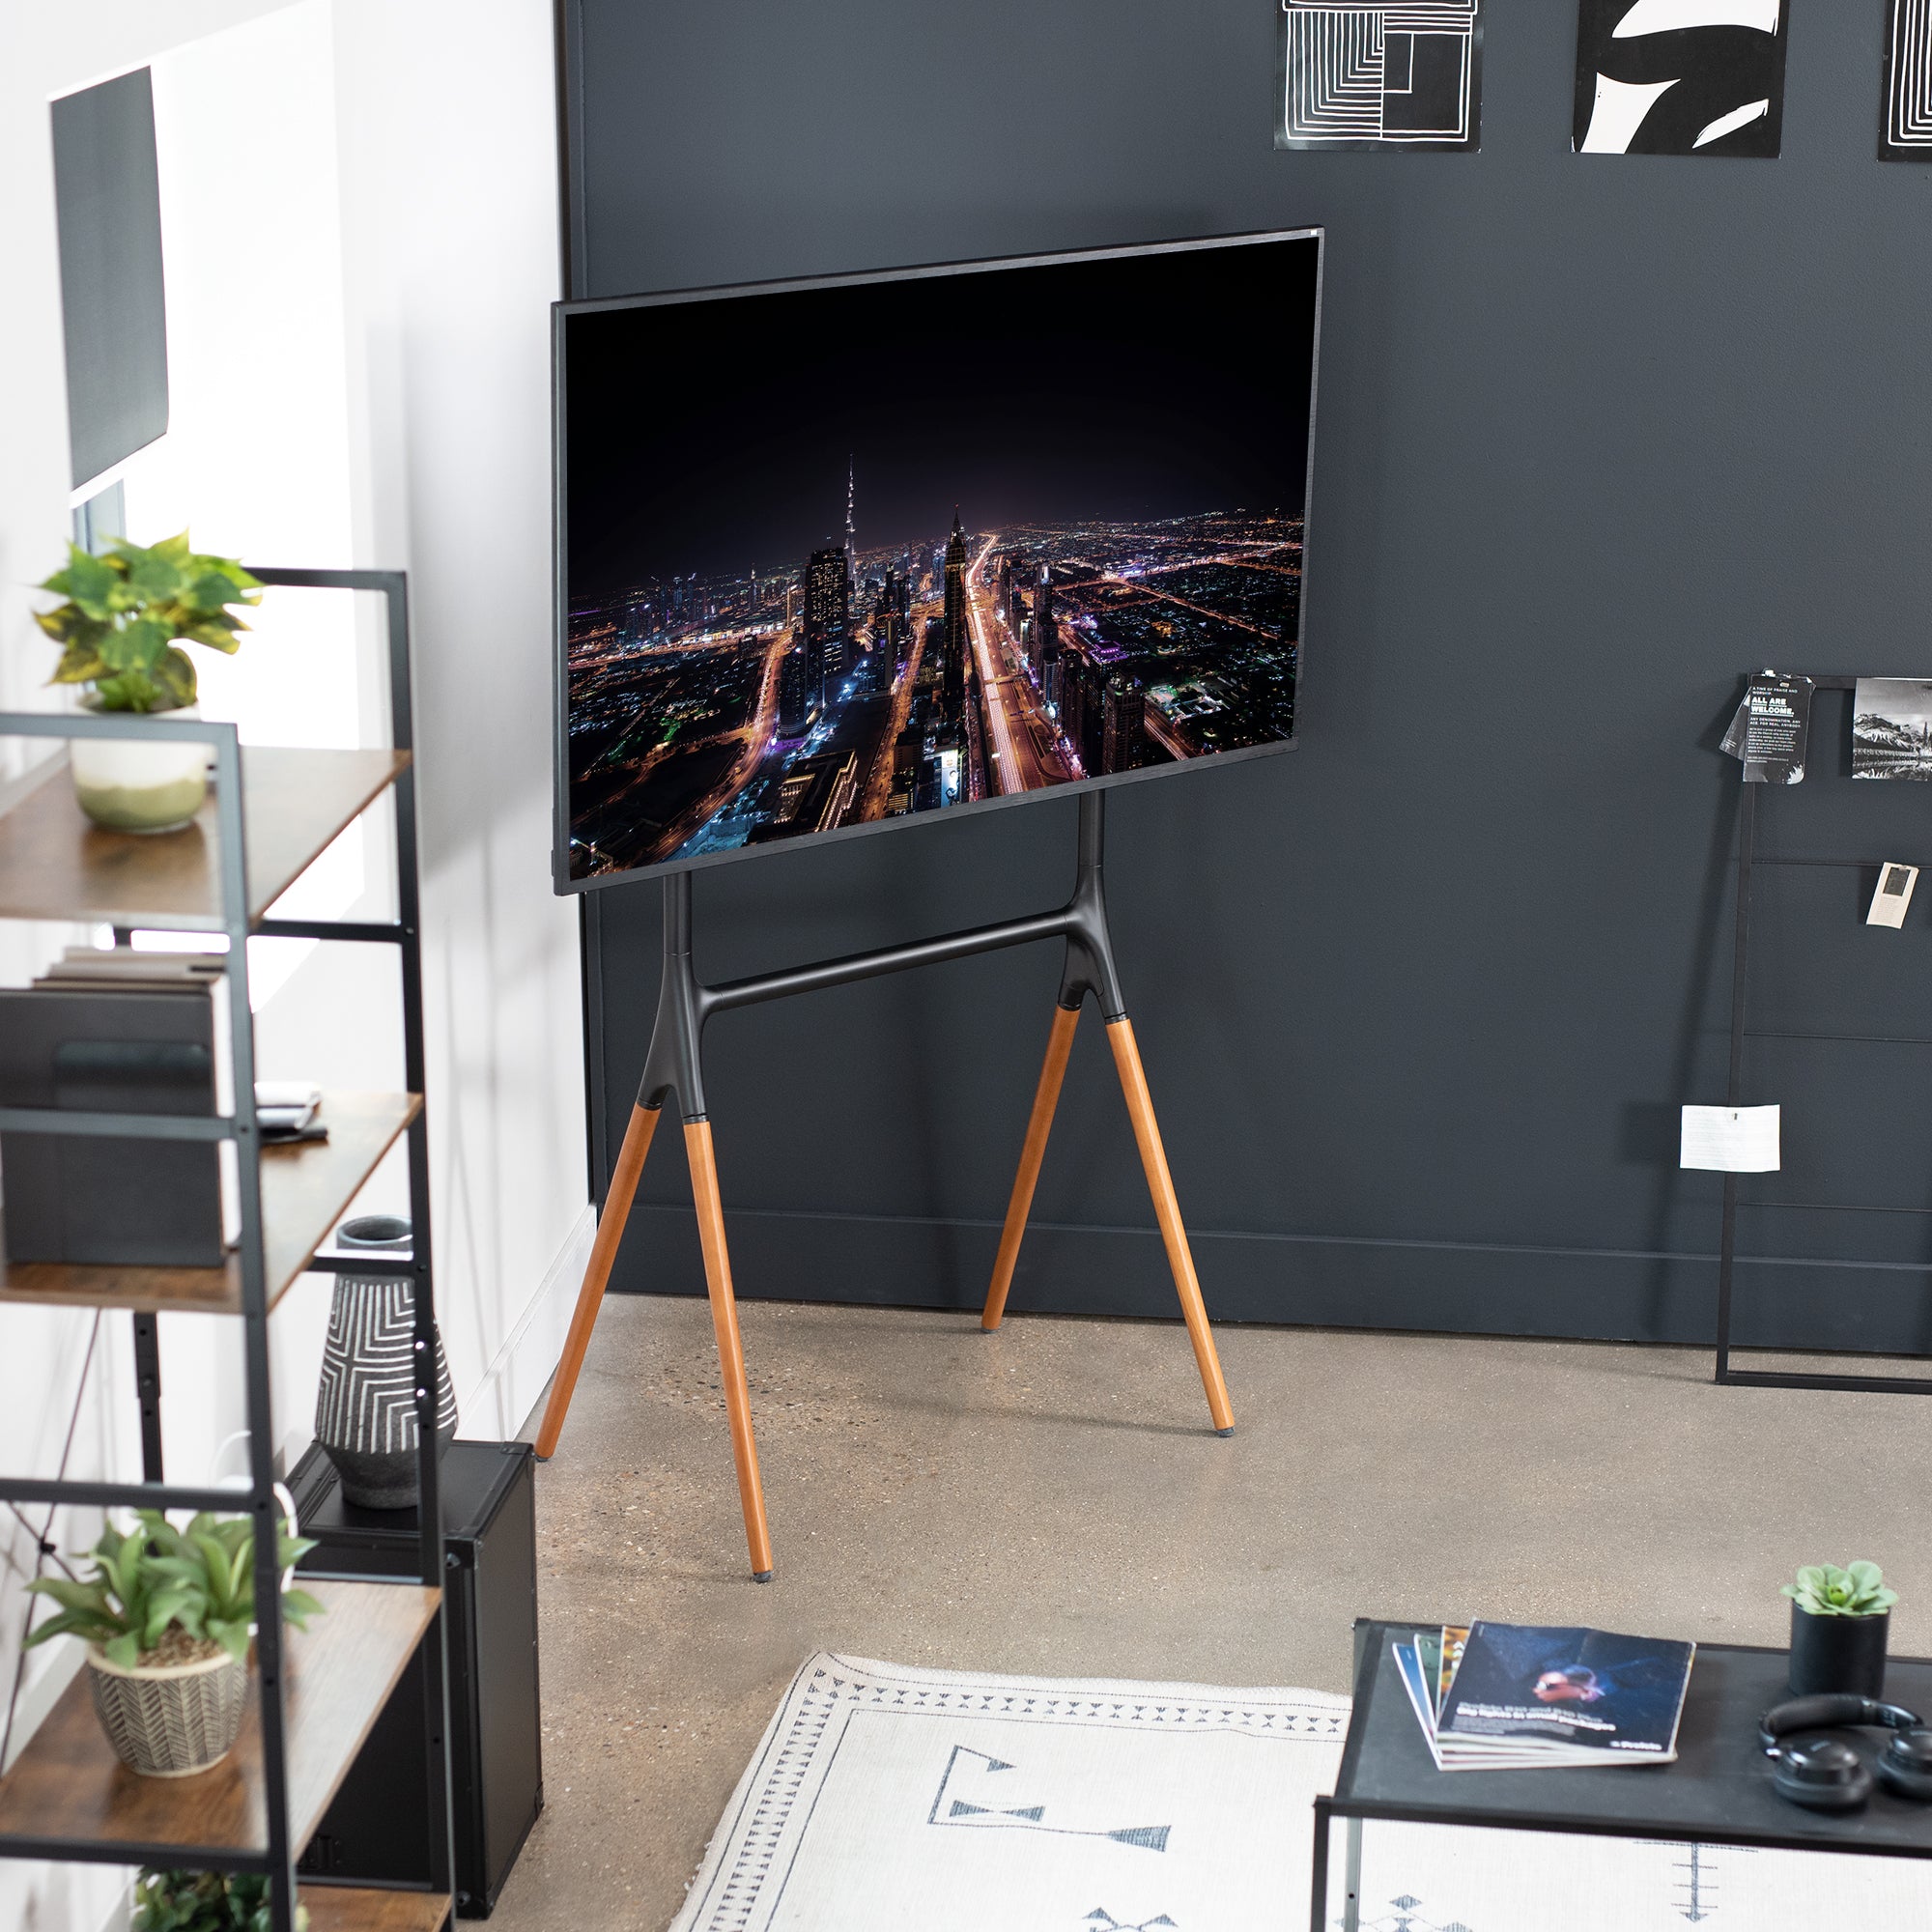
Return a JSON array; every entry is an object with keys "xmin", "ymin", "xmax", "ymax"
[
  {"xmin": 132, "ymin": 1869, "xmax": 307, "ymax": 1932},
  {"xmin": 1783, "ymin": 1560, "xmax": 1899, "ymax": 1618},
  {"xmin": 22, "ymin": 1511, "xmax": 322, "ymax": 1668},
  {"xmin": 33, "ymin": 531, "xmax": 262, "ymax": 713}
]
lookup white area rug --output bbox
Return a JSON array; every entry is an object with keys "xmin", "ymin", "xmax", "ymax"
[{"xmin": 668, "ymin": 1653, "xmax": 1932, "ymax": 1932}]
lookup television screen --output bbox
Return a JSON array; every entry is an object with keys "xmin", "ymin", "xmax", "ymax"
[{"xmin": 555, "ymin": 229, "xmax": 1322, "ymax": 887}]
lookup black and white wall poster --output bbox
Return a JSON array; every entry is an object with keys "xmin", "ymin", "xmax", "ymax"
[
  {"xmin": 1882, "ymin": 1, "xmax": 1932, "ymax": 159},
  {"xmin": 1853, "ymin": 678, "xmax": 1932, "ymax": 780},
  {"xmin": 1277, "ymin": 2, "xmax": 1482, "ymax": 152},
  {"xmin": 1574, "ymin": 2, "xmax": 1788, "ymax": 156}
]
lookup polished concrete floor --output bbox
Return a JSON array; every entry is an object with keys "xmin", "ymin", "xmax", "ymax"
[{"xmin": 491, "ymin": 1294, "xmax": 1930, "ymax": 1931}]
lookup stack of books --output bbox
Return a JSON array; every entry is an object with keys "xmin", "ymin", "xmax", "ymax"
[
  {"xmin": 1394, "ymin": 1621, "xmax": 1693, "ymax": 1771},
  {"xmin": 35, "ymin": 951, "xmax": 323, "ymax": 1138}
]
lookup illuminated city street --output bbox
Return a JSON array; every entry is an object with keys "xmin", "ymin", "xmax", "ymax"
[{"xmin": 564, "ymin": 500, "xmax": 1302, "ymax": 875}]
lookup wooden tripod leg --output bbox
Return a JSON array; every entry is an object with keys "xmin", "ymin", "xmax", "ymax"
[
  {"xmin": 535, "ymin": 1103, "xmax": 660, "ymax": 1459},
  {"xmin": 1105, "ymin": 1017, "xmax": 1236, "ymax": 1435},
  {"xmin": 684, "ymin": 1120, "xmax": 776, "ymax": 1581},
  {"xmin": 982, "ymin": 1004, "xmax": 1081, "ymax": 1331}
]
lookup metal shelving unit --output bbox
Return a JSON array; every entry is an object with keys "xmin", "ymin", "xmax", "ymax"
[{"xmin": 0, "ymin": 569, "xmax": 455, "ymax": 1932}]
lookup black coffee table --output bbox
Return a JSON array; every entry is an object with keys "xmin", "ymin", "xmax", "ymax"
[{"xmin": 1313, "ymin": 1620, "xmax": 1932, "ymax": 1931}]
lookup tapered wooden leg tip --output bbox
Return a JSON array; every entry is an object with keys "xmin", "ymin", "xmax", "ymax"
[
  {"xmin": 752, "ymin": 1569, "xmax": 775, "ymax": 1584},
  {"xmin": 1214, "ymin": 1426, "xmax": 1236, "ymax": 1437}
]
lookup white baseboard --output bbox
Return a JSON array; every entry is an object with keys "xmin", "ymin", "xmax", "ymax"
[{"xmin": 464, "ymin": 1200, "xmax": 596, "ymax": 1439}]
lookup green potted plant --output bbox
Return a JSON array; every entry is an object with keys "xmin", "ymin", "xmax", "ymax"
[
  {"xmin": 132, "ymin": 1870, "xmax": 307, "ymax": 1932},
  {"xmin": 32, "ymin": 531, "xmax": 262, "ymax": 833},
  {"xmin": 1783, "ymin": 1560, "xmax": 1897, "ymax": 1697},
  {"xmin": 24, "ymin": 1510, "xmax": 322, "ymax": 1778}
]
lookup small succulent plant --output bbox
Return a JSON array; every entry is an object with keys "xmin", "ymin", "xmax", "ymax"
[{"xmin": 1783, "ymin": 1561, "xmax": 1899, "ymax": 1618}]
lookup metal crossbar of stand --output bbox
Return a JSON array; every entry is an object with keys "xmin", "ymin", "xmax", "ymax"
[
  {"xmin": 0, "ymin": 571, "xmax": 455, "ymax": 1932},
  {"xmin": 539, "ymin": 788, "xmax": 1237, "ymax": 1581},
  {"xmin": 1716, "ymin": 671, "xmax": 1932, "ymax": 1396}
]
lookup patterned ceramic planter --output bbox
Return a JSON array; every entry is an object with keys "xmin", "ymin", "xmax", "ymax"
[
  {"xmin": 315, "ymin": 1274, "xmax": 458, "ymax": 1508},
  {"xmin": 87, "ymin": 1643, "xmax": 247, "ymax": 1777}
]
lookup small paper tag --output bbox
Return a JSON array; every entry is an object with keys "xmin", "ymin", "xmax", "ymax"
[
  {"xmin": 1681, "ymin": 1104, "xmax": 1780, "ymax": 1173},
  {"xmin": 1867, "ymin": 864, "xmax": 1918, "ymax": 929}
]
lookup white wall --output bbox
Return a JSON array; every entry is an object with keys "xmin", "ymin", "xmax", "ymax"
[
  {"xmin": 0, "ymin": 4, "xmax": 584, "ymax": 1923},
  {"xmin": 327, "ymin": 0, "xmax": 590, "ymax": 1436}
]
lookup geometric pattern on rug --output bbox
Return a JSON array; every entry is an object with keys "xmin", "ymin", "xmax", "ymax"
[
  {"xmin": 669, "ymin": 1653, "xmax": 1932, "ymax": 1931},
  {"xmin": 667, "ymin": 1652, "xmax": 1350, "ymax": 1931}
]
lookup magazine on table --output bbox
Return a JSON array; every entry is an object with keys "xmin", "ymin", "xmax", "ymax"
[{"xmin": 1394, "ymin": 1621, "xmax": 1692, "ymax": 1771}]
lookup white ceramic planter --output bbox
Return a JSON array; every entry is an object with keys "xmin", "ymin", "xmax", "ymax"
[
  {"xmin": 69, "ymin": 702, "xmax": 212, "ymax": 834},
  {"xmin": 85, "ymin": 1641, "xmax": 248, "ymax": 1776}
]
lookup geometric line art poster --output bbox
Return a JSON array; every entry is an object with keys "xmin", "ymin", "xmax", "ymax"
[
  {"xmin": 1574, "ymin": 1, "xmax": 1788, "ymax": 157},
  {"xmin": 1883, "ymin": 0, "xmax": 1932, "ymax": 158},
  {"xmin": 1276, "ymin": 1, "xmax": 1483, "ymax": 151}
]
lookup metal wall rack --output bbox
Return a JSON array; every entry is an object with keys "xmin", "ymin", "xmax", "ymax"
[
  {"xmin": 0, "ymin": 570, "xmax": 455, "ymax": 1932},
  {"xmin": 1716, "ymin": 670, "xmax": 1932, "ymax": 1396}
]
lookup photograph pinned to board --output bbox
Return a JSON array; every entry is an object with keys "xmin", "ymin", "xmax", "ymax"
[
  {"xmin": 1882, "ymin": 0, "xmax": 1932, "ymax": 160},
  {"xmin": 1719, "ymin": 669, "xmax": 1811, "ymax": 783},
  {"xmin": 1867, "ymin": 864, "xmax": 1918, "ymax": 928},
  {"xmin": 1574, "ymin": 1, "xmax": 1788, "ymax": 157},
  {"xmin": 1276, "ymin": 2, "xmax": 1482, "ymax": 152},
  {"xmin": 1853, "ymin": 678, "xmax": 1932, "ymax": 780}
]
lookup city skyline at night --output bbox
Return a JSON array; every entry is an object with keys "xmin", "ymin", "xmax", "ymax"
[{"xmin": 559, "ymin": 233, "xmax": 1321, "ymax": 881}]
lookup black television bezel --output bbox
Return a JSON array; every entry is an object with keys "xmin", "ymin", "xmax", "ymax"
[{"xmin": 552, "ymin": 224, "xmax": 1325, "ymax": 895}]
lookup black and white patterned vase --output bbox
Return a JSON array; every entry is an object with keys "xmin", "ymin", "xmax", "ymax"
[{"xmin": 314, "ymin": 1274, "xmax": 458, "ymax": 1509}]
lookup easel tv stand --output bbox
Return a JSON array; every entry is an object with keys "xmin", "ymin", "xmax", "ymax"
[{"xmin": 537, "ymin": 790, "xmax": 1236, "ymax": 1578}]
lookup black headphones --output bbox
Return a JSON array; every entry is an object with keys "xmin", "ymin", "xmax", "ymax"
[{"xmin": 1759, "ymin": 1695, "xmax": 1932, "ymax": 1809}]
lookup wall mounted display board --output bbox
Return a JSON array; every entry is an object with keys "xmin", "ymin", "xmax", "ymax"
[
  {"xmin": 1574, "ymin": 1, "xmax": 1789, "ymax": 156},
  {"xmin": 1276, "ymin": 2, "xmax": 1482, "ymax": 150},
  {"xmin": 1882, "ymin": 0, "xmax": 1932, "ymax": 158},
  {"xmin": 1715, "ymin": 673, "xmax": 1932, "ymax": 1396}
]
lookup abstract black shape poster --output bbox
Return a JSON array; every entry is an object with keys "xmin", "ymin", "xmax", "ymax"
[
  {"xmin": 1277, "ymin": 2, "xmax": 1482, "ymax": 151},
  {"xmin": 1574, "ymin": 1, "xmax": 1787, "ymax": 156}
]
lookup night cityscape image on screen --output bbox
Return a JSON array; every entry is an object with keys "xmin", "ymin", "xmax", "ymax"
[{"xmin": 560, "ymin": 233, "xmax": 1320, "ymax": 881}]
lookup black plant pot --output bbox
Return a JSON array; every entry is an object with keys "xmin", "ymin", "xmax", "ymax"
[{"xmin": 1788, "ymin": 1605, "xmax": 1889, "ymax": 1698}]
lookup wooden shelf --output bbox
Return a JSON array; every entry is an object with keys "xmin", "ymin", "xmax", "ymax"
[
  {"xmin": 0, "ymin": 1091, "xmax": 420, "ymax": 1315},
  {"xmin": 301, "ymin": 1887, "xmax": 452, "ymax": 1932},
  {"xmin": 0, "ymin": 745, "xmax": 409, "ymax": 930},
  {"xmin": 0, "ymin": 1580, "xmax": 438, "ymax": 1859}
]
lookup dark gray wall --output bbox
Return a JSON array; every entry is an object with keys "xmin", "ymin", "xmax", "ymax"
[{"xmin": 570, "ymin": 1, "xmax": 1932, "ymax": 1351}]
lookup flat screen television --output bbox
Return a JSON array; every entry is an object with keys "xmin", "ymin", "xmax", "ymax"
[{"xmin": 554, "ymin": 228, "xmax": 1323, "ymax": 889}]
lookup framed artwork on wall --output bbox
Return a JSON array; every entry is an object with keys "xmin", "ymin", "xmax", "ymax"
[
  {"xmin": 1275, "ymin": 1, "xmax": 1483, "ymax": 152},
  {"xmin": 1881, "ymin": 0, "xmax": 1932, "ymax": 158},
  {"xmin": 1573, "ymin": 1, "xmax": 1787, "ymax": 156}
]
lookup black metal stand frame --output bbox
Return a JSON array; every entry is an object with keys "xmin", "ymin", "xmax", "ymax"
[
  {"xmin": 1715, "ymin": 671, "xmax": 1932, "ymax": 1395},
  {"xmin": 639, "ymin": 788, "xmax": 1127, "ymax": 1120},
  {"xmin": 545, "ymin": 783, "xmax": 1236, "ymax": 1578},
  {"xmin": 0, "ymin": 570, "xmax": 455, "ymax": 1931}
]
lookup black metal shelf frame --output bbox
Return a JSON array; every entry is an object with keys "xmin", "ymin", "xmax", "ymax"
[
  {"xmin": 0, "ymin": 570, "xmax": 455, "ymax": 1929},
  {"xmin": 1715, "ymin": 671, "xmax": 1932, "ymax": 1396}
]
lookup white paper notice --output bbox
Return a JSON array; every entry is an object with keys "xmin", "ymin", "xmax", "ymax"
[{"xmin": 1681, "ymin": 1104, "xmax": 1780, "ymax": 1173}]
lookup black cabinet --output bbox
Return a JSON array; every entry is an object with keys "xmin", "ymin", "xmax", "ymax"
[{"xmin": 292, "ymin": 1439, "xmax": 543, "ymax": 1918}]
